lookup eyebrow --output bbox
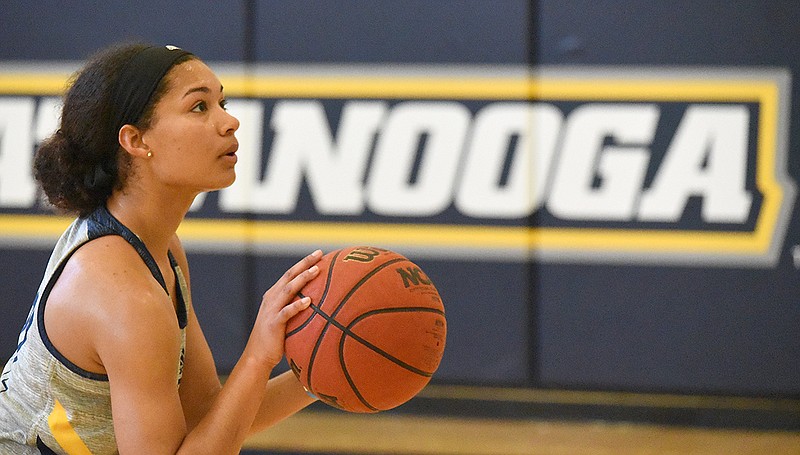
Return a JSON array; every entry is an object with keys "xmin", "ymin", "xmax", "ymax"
[{"xmin": 183, "ymin": 84, "xmax": 225, "ymax": 98}]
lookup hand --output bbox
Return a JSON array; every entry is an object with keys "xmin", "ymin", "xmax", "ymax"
[{"xmin": 246, "ymin": 249, "xmax": 323, "ymax": 370}]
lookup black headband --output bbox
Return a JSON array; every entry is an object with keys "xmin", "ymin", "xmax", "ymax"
[{"xmin": 110, "ymin": 45, "xmax": 193, "ymax": 134}]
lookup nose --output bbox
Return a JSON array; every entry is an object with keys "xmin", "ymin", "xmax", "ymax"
[{"xmin": 218, "ymin": 108, "xmax": 240, "ymax": 135}]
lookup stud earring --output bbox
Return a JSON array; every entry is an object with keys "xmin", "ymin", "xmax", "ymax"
[{"xmin": 147, "ymin": 151, "xmax": 153, "ymax": 158}]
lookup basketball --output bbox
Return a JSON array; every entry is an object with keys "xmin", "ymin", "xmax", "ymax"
[{"xmin": 285, "ymin": 246, "xmax": 447, "ymax": 413}]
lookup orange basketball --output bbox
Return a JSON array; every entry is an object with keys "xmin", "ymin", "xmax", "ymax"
[{"xmin": 285, "ymin": 246, "xmax": 446, "ymax": 413}]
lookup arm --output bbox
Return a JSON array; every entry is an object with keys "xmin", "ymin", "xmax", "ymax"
[
  {"xmin": 167, "ymin": 237, "xmax": 317, "ymax": 435},
  {"xmin": 92, "ymin": 238, "xmax": 322, "ymax": 454},
  {"xmin": 101, "ymin": 296, "xmax": 276, "ymax": 455},
  {"xmin": 250, "ymin": 369, "xmax": 316, "ymax": 434},
  {"xmin": 179, "ymin": 247, "xmax": 323, "ymax": 449}
]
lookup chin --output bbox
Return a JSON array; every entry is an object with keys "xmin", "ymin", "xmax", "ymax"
[
  {"xmin": 195, "ymin": 167, "xmax": 237, "ymax": 193},
  {"xmin": 224, "ymin": 170, "xmax": 237, "ymax": 187},
  {"xmin": 197, "ymin": 179, "xmax": 236, "ymax": 195},
  {"xmin": 216, "ymin": 171, "xmax": 237, "ymax": 190}
]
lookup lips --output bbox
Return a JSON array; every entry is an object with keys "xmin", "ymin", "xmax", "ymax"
[{"xmin": 222, "ymin": 141, "xmax": 239, "ymax": 157}]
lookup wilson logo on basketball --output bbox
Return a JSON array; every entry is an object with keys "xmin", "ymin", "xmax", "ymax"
[
  {"xmin": 0, "ymin": 65, "xmax": 794, "ymax": 267},
  {"xmin": 342, "ymin": 247, "xmax": 385, "ymax": 263}
]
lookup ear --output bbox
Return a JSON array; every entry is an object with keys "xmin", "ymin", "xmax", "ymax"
[{"xmin": 118, "ymin": 124, "xmax": 150, "ymax": 158}]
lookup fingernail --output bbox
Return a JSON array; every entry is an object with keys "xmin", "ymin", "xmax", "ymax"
[
  {"xmin": 312, "ymin": 249, "xmax": 323, "ymax": 257},
  {"xmin": 309, "ymin": 265, "xmax": 319, "ymax": 274}
]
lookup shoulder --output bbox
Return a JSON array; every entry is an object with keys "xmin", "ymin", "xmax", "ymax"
[
  {"xmin": 63, "ymin": 235, "xmax": 165, "ymax": 303},
  {"xmin": 78, "ymin": 238, "xmax": 183, "ymax": 369},
  {"xmin": 55, "ymin": 234, "xmax": 177, "ymax": 328},
  {"xmin": 75, "ymin": 236, "xmax": 177, "ymax": 326},
  {"xmin": 46, "ymin": 235, "xmax": 182, "ymax": 374}
]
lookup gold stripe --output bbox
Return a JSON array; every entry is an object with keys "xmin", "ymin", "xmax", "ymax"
[
  {"xmin": 0, "ymin": 214, "xmax": 72, "ymax": 237},
  {"xmin": 220, "ymin": 75, "xmax": 532, "ymax": 99},
  {"xmin": 0, "ymin": 214, "xmax": 778, "ymax": 255},
  {"xmin": 177, "ymin": 218, "xmax": 768, "ymax": 254},
  {"xmin": 47, "ymin": 399, "xmax": 93, "ymax": 455},
  {"xmin": 0, "ymin": 74, "xmax": 69, "ymax": 95},
  {"xmin": 0, "ymin": 72, "xmax": 779, "ymax": 101},
  {"xmin": 220, "ymin": 75, "xmax": 776, "ymax": 102}
]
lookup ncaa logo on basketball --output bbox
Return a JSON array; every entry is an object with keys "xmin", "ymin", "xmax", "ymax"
[{"xmin": 0, "ymin": 65, "xmax": 794, "ymax": 267}]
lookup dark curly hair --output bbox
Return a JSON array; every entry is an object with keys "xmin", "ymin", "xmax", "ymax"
[{"xmin": 33, "ymin": 43, "xmax": 195, "ymax": 217}]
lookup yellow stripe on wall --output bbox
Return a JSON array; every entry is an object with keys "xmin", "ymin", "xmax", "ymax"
[
  {"xmin": 0, "ymin": 214, "xmax": 779, "ymax": 256},
  {"xmin": 47, "ymin": 399, "xmax": 93, "ymax": 455}
]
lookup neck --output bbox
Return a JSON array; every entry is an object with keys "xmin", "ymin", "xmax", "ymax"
[{"xmin": 105, "ymin": 186, "xmax": 196, "ymax": 257}]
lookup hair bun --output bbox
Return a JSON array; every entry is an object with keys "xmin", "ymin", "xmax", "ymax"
[{"xmin": 84, "ymin": 164, "xmax": 114, "ymax": 191}]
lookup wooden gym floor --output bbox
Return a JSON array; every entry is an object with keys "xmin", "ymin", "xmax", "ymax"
[{"xmin": 241, "ymin": 385, "xmax": 800, "ymax": 455}]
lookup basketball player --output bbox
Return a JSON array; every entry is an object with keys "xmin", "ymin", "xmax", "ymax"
[{"xmin": 0, "ymin": 43, "xmax": 321, "ymax": 454}]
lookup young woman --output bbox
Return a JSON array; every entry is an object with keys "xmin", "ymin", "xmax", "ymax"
[{"xmin": 0, "ymin": 43, "xmax": 321, "ymax": 454}]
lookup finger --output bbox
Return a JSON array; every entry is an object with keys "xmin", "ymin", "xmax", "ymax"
[
  {"xmin": 277, "ymin": 296, "xmax": 313, "ymax": 324},
  {"xmin": 278, "ymin": 249, "xmax": 323, "ymax": 286},
  {"xmin": 281, "ymin": 264, "xmax": 320, "ymax": 297}
]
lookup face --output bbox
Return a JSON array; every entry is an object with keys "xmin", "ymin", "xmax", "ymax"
[{"xmin": 139, "ymin": 59, "xmax": 240, "ymax": 194}]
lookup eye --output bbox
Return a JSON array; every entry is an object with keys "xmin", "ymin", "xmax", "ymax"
[
  {"xmin": 191, "ymin": 101, "xmax": 207, "ymax": 113},
  {"xmin": 220, "ymin": 99, "xmax": 229, "ymax": 111}
]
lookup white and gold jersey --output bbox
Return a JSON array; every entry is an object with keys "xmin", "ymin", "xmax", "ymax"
[{"xmin": 0, "ymin": 206, "xmax": 188, "ymax": 455}]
